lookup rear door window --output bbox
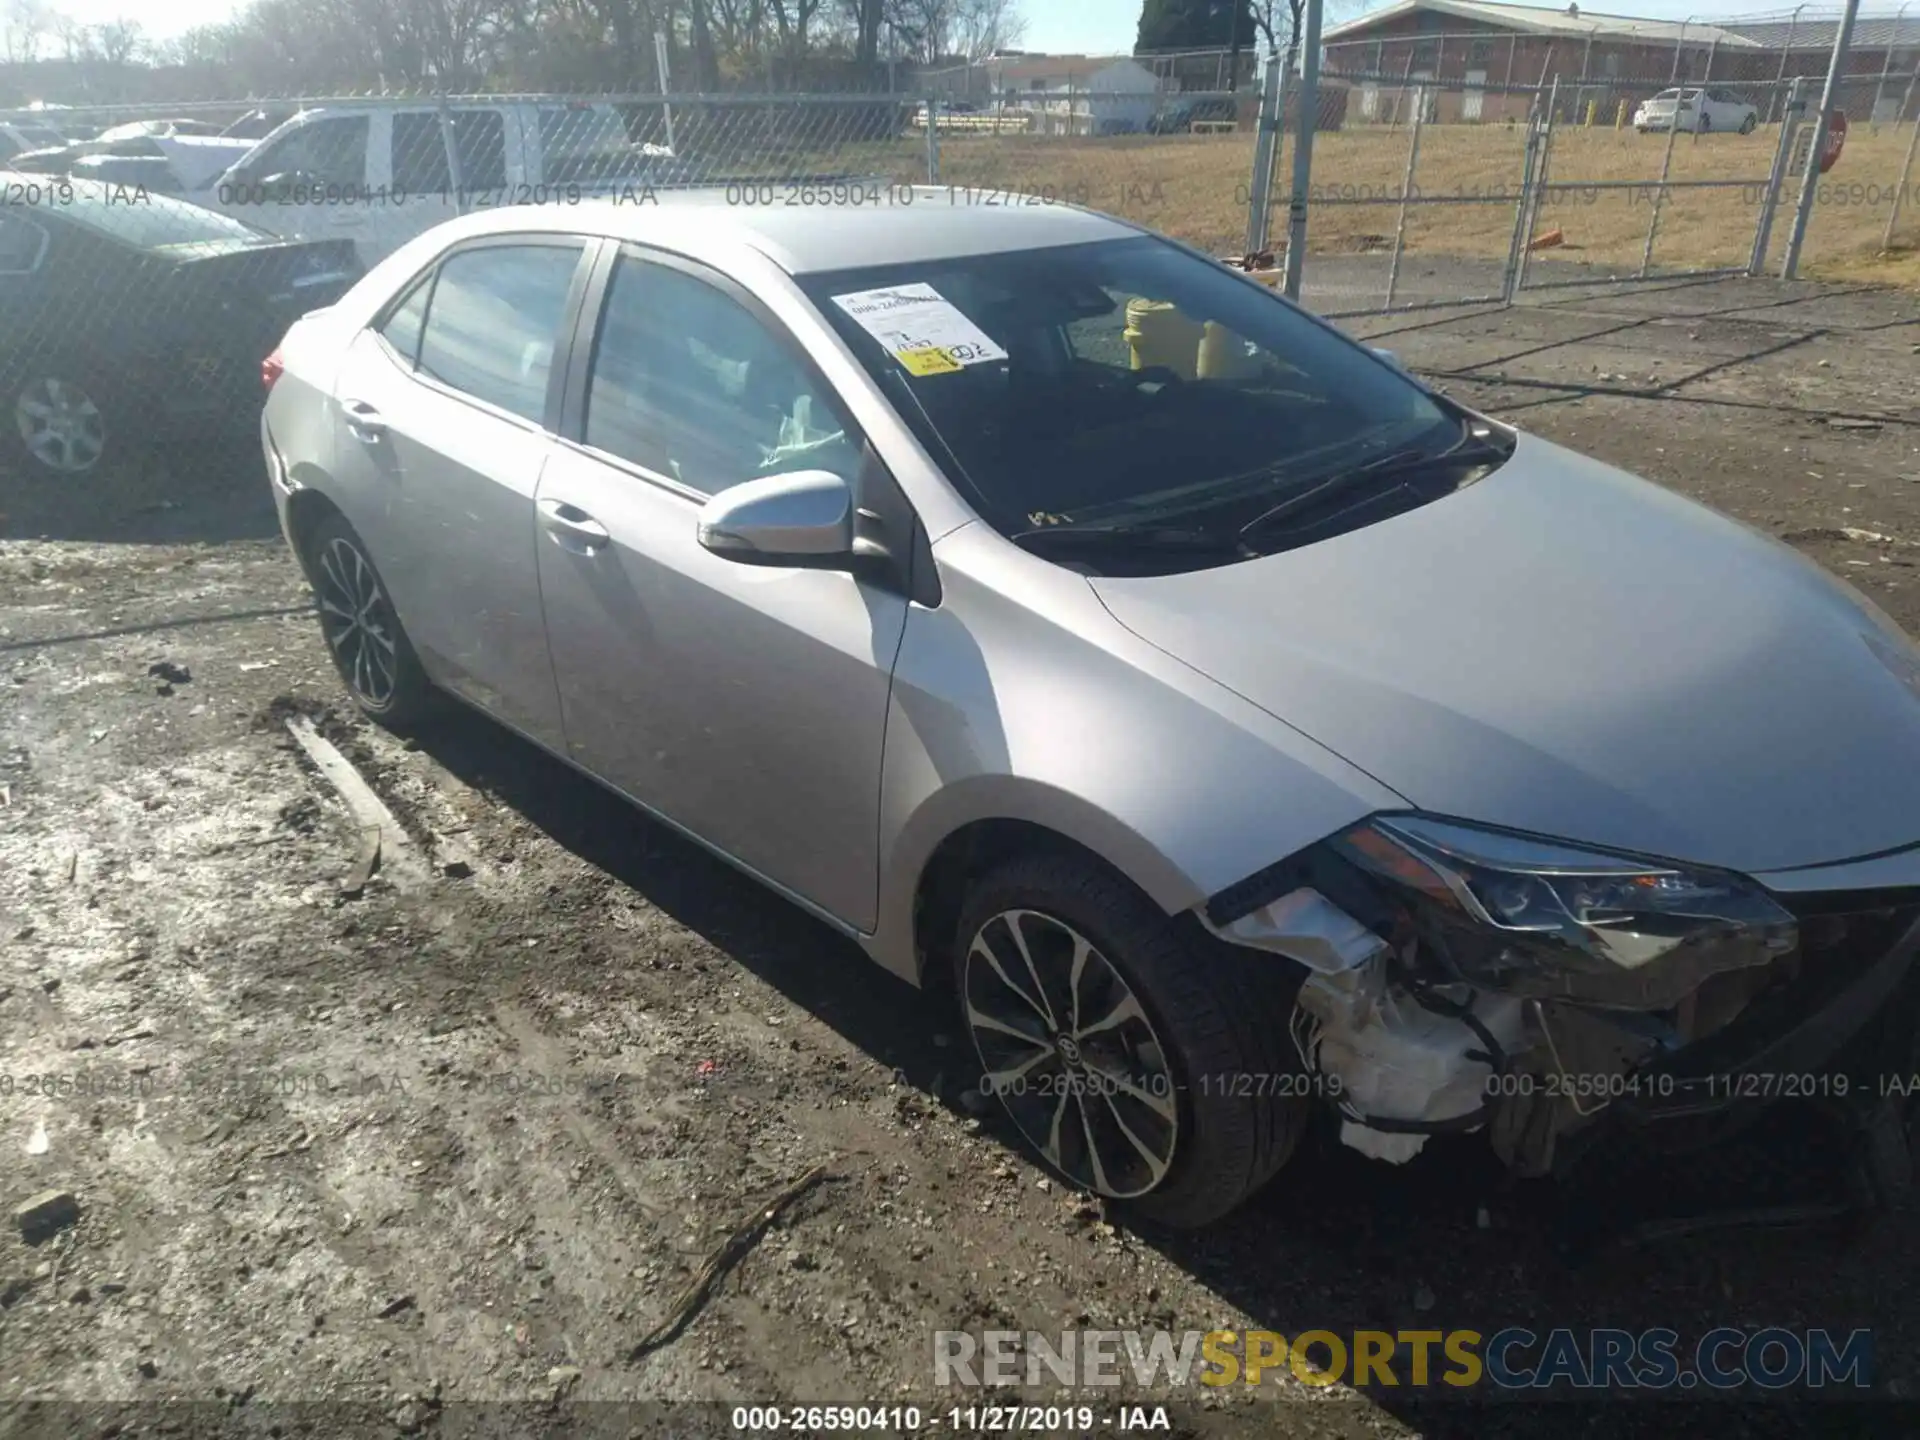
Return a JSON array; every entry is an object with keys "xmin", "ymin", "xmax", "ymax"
[
  {"xmin": 414, "ymin": 242, "xmax": 584, "ymax": 423},
  {"xmin": 391, "ymin": 112, "xmax": 452, "ymax": 192},
  {"xmin": 378, "ymin": 273, "xmax": 434, "ymax": 366},
  {"xmin": 450, "ymin": 109, "xmax": 508, "ymax": 189}
]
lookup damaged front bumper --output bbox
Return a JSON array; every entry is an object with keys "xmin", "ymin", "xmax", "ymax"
[{"xmin": 1202, "ymin": 821, "xmax": 1920, "ymax": 1200}]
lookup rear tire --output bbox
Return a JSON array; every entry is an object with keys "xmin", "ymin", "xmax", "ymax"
[
  {"xmin": 1740, "ymin": 113, "xmax": 1757, "ymax": 135},
  {"xmin": 952, "ymin": 852, "xmax": 1311, "ymax": 1230},
  {"xmin": 2, "ymin": 362, "xmax": 138, "ymax": 479},
  {"xmin": 304, "ymin": 512, "xmax": 439, "ymax": 731}
]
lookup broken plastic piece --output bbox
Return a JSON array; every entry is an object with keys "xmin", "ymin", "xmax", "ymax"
[{"xmin": 1203, "ymin": 886, "xmax": 1386, "ymax": 974}]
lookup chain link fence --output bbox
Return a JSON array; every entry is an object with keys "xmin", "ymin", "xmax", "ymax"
[
  {"xmin": 1254, "ymin": 6, "xmax": 1920, "ymax": 316},
  {"xmin": 0, "ymin": 15, "xmax": 1915, "ymax": 481},
  {"xmin": 0, "ymin": 83, "xmax": 1270, "ymax": 480}
]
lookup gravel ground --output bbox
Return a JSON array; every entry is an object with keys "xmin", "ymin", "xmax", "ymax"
[{"xmin": 3, "ymin": 274, "xmax": 1920, "ymax": 1439}]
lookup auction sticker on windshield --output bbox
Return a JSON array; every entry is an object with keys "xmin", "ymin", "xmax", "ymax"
[{"xmin": 831, "ymin": 283, "xmax": 1007, "ymax": 375}]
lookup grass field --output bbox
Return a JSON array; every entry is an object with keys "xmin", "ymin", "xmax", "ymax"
[{"xmin": 844, "ymin": 121, "xmax": 1920, "ymax": 288}]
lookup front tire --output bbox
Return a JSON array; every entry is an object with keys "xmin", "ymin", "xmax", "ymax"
[
  {"xmin": 953, "ymin": 852, "xmax": 1310, "ymax": 1229},
  {"xmin": 1740, "ymin": 112, "xmax": 1757, "ymax": 135},
  {"xmin": 304, "ymin": 512, "xmax": 438, "ymax": 730}
]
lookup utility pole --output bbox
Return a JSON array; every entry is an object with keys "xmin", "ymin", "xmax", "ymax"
[{"xmin": 1781, "ymin": 0, "xmax": 1859, "ymax": 278}]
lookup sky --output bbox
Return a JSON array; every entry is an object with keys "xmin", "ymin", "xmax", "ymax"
[{"xmin": 35, "ymin": 0, "xmax": 1846, "ymax": 51}]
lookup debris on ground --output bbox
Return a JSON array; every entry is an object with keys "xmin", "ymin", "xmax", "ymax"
[
  {"xmin": 627, "ymin": 1164, "xmax": 831, "ymax": 1362},
  {"xmin": 284, "ymin": 714, "xmax": 427, "ymax": 889},
  {"xmin": 14, "ymin": 1189, "xmax": 80, "ymax": 1243}
]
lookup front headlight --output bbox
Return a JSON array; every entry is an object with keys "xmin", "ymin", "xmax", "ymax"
[{"xmin": 1330, "ymin": 815, "xmax": 1797, "ymax": 1009}]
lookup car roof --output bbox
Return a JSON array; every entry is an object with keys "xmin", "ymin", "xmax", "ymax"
[{"xmin": 412, "ymin": 186, "xmax": 1144, "ymax": 275}]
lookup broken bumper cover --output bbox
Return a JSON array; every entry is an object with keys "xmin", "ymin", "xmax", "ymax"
[
  {"xmin": 1204, "ymin": 819, "xmax": 1920, "ymax": 1183},
  {"xmin": 1561, "ymin": 904, "xmax": 1920, "ymax": 1159}
]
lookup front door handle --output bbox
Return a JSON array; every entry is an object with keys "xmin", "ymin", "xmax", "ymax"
[
  {"xmin": 341, "ymin": 398, "xmax": 386, "ymax": 441},
  {"xmin": 538, "ymin": 497, "xmax": 611, "ymax": 552}
]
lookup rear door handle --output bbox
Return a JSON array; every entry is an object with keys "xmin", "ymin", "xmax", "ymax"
[
  {"xmin": 341, "ymin": 399, "xmax": 386, "ymax": 440},
  {"xmin": 538, "ymin": 497, "xmax": 611, "ymax": 552}
]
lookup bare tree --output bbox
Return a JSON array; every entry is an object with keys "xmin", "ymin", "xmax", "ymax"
[
  {"xmin": 951, "ymin": 0, "xmax": 1021, "ymax": 63},
  {"xmin": 94, "ymin": 15, "xmax": 144, "ymax": 65},
  {"xmin": 1, "ymin": 0, "xmax": 47, "ymax": 64}
]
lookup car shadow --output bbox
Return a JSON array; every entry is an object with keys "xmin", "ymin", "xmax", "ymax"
[
  {"xmin": 412, "ymin": 702, "xmax": 1909, "ymax": 1426},
  {"xmin": 0, "ymin": 438, "xmax": 277, "ymax": 544}
]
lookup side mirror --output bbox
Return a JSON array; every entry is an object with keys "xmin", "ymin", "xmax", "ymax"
[
  {"xmin": 696, "ymin": 469, "xmax": 854, "ymax": 567},
  {"xmin": 1369, "ymin": 346, "xmax": 1408, "ymax": 372}
]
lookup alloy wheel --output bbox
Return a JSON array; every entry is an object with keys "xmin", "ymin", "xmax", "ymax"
[
  {"xmin": 315, "ymin": 536, "xmax": 399, "ymax": 709},
  {"xmin": 15, "ymin": 377, "xmax": 106, "ymax": 474},
  {"xmin": 962, "ymin": 908, "xmax": 1180, "ymax": 1198}
]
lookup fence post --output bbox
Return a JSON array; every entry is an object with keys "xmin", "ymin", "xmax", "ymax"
[
  {"xmin": 655, "ymin": 30, "xmax": 676, "ymax": 154},
  {"xmin": 1768, "ymin": 4, "xmax": 1804, "ymax": 125},
  {"xmin": 1501, "ymin": 95, "xmax": 1545, "ymax": 301},
  {"xmin": 1281, "ymin": 0, "xmax": 1326, "ymax": 301},
  {"xmin": 1872, "ymin": 3, "xmax": 1908, "ymax": 130},
  {"xmin": 1245, "ymin": 47, "xmax": 1287, "ymax": 254},
  {"xmin": 1886, "ymin": 84, "xmax": 1920, "ymax": 250},
  {"xmin": 925, "ymin": 94, "xmax": 940, "ymax": 182},
  {"xmin": 1782, "ymin": 0, "xmax": 1861, "ymax": 279},
  {"xmin": 1385, "ymin": 84, "xmax": 1427, "ymax": 308},
  {"xmin": 1513, "ymin": 77, "xmax": 1559, "ymax": 297},
  {"xmin": 1638, "ymin": 78, "xmax": 1687, "ymax": 277},
  {"xmin": 1751, "ymin": 76, "xmax": 1805, "ymax": 274}
]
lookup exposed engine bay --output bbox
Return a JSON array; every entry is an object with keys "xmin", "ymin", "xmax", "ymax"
[{"xmin": 1201, "ymin": 816, "xmax": 1920, "ymax": 1180}]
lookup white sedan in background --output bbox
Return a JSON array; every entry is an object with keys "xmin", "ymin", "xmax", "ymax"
[{"xmin": 1635, "ymin": 87, "xmax": 1760, "ymax": 134}]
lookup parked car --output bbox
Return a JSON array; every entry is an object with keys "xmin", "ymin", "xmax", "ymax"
[
  {"xmin": 202, "ymin": 100, "xmax": 697, "ymax": 268},
  {"xmin": 1151, "ymin": 96, "xmax": 1237, "ymax": 134},
  {"xmin": 95, "ymin": 117, "xmax": 227, "ymax": 143},
  {"xmin": 4, "ymin": 134, "xmax": 255, "ymax": 203},
  {"xmin": 63, "ymin": 153, "xmax": 187, "ymax": 194},
  {"xmin": 0, "ymin": 119, "xmax": 67, "ymax": 162},
  {"xmin": 262, "ymin": 196, "xmax": 1920, "ymax": 1229},
  {"xmin": 1635, "ymin": 86, "xmax": 1759, "ymax": 134},
  {"xmin": 220, "ymin": 107, "xmax": 297, "ymax": 140},
  {"xmin": 0, "ymin": 174, "xmax": 362, "ymax": 476}
]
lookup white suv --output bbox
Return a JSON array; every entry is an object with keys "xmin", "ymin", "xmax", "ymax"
[{"xmin": 198, "ymin": 100, "xmax": 684, "ymax": 267}]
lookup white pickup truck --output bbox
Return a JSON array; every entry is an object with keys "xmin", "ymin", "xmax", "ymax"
[{"xmin": 192, "ymin": 99, "xmax": 688, "ymax": 267}]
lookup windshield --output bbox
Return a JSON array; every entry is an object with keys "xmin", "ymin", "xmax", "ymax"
[
  {"xmin": 55, "ymin": 181, "xmax": 270, "ymax": 249},
  {"xmin": 798, "ymin": 234, "xmax": 1453, "ymax": 538}
]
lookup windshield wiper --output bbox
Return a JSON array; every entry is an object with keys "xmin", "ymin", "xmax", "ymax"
[
  {"xmin": 1009, "ymin": 523, "xmax": 1250, "ymax": 557},
  {"xmin": 1238, "ymin": 428, "xmax": 1512, "ymax": 540}
]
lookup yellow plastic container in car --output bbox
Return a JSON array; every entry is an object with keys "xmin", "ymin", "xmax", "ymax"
[
  {"xmin": 1196, "ymin": 321, "xmax": 1259, "ymax": 380},
  {"xmin": 1124, "ymin": 300, "xmax": 1205, "ymax": 379}
]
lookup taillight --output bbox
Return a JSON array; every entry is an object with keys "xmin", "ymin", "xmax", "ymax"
[{"xmin": 262, "ymin": 348, "xmax": 285, "ymax": 392}]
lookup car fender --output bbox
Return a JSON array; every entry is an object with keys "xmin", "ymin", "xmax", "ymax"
[{"xmin": 863, "ymin": 524, "xmax": 1408, "ymax": 983}]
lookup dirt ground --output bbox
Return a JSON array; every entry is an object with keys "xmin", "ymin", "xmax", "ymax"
[{"xmin": 3, "ymin": 274, "xmax": 1920, "ymax": 1439}]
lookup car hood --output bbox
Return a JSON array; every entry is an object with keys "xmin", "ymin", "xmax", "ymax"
[{"xmin": 1089, "ymin": 433, "xmax": 1920, "ymax": 876}]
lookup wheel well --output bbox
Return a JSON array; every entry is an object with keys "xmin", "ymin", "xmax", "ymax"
[
  {"xmin": 910, "ymin": 819, "xmax": 1160, "ymax": 993},
  {"xmin": 282, "ymin": 487, "xmax": 344, "ymax": 579}
]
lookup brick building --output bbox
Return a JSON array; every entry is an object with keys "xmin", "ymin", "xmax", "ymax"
[{"xmin": 1321, "ymin": 0, "xmax": 1920, "ymax": 124}]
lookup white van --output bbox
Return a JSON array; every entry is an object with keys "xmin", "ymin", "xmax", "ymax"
[{"xmin": 197, "ymin": 100, "xmax": 686, "ymax": 267}]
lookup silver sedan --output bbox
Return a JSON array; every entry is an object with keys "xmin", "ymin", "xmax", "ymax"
[{"xmin": 261, "ymin": 192, "xmax": 1920, "ymax": 1228}]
